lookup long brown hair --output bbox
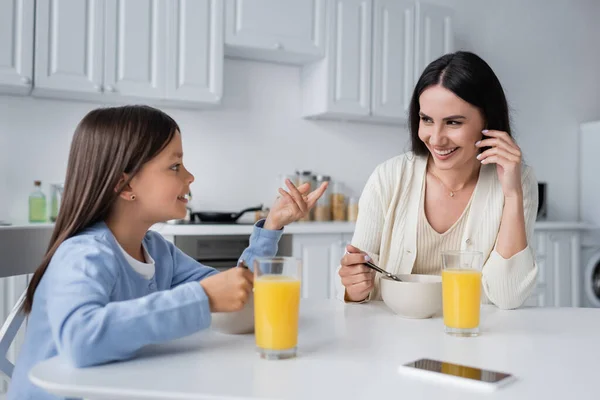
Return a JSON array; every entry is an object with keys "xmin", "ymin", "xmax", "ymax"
[{"xmin": 23, "ymin": 105, "xmax": 179, "ymax": 314}]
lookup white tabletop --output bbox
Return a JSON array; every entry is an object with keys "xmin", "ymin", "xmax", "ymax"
[{"xmin": 30, "ymin": 300, "xmax": 600, "ymax": 400}]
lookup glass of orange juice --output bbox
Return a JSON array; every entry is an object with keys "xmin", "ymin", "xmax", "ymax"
[
  {"xmin": 441, "ymin": 251, "xmax": 483, "ymax": 337},
  {"xmin": 253, "ymin": 257, "xmax": 302, "ymax": 360}
]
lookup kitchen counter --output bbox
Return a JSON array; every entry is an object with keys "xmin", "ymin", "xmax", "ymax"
[
  {"xmin": 1, "ymin": 221, "xmax": 595, "ymax": 236},
  {"xmin": 150, "ymin": 221, "xmax": 357, "ymax": 236}
]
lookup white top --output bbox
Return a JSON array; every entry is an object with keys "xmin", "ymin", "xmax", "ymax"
[
  {"xmin": 414, "ymin": 179, "xmax": 472, "ymax": 275},
  {"xmin": 340, "ymin": 153, "xmax": 539, "ymax": 309},
  {"xmin": 115, "ymin": 241, "xmax": 155, "ymax": 280},
  {"xmin": 29, "ymin": 300, "xmax": 600, "ymax": 400}
]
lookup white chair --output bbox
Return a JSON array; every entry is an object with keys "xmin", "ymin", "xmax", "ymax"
[
  {"xmin": 0, "ymin": 291, "xmax": 26, "ymax": 379},
  {"xmin": 0, "ymin": 226, "xmax": 53, "ymax": 385}
]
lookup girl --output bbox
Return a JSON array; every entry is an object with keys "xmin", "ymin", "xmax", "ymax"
[
  {"xmin": 338, "ymin": 51, "xmax": 539, "ymax": 309},
  {"xmin": 8, "ymin": 105, "xmax": 327, "ymax": 400}
]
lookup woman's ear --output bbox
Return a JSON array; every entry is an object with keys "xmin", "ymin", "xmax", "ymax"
[{"xmin": 115, "ymin": 173, "xmax": 135, "ymax": 201}]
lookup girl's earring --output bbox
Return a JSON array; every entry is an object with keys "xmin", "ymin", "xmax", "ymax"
[{"xmin": 130, "ymin": 195, "xmax": 136, "ymax": 200}]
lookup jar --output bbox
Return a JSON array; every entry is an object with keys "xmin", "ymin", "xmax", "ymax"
[
  {"xmin": 330, "ymin": 181, "xmax": 346, "ymax": 221},
  {"xmin": 347, "ymin": 196, "xmax": 358, "ymax": 222},
  {"xmin": 313, "ymin": 175, "xmax": 331, "ymax": 222},
  {"xmin": 295, "ymin": 170, "xmax": 313, "ymax": 221}
]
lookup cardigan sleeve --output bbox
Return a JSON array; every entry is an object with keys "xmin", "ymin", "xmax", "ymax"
[
  {"xmin": 335, "ymin": 162, "xmax": 389, "ymax": 302},
  {"xmin": 481, "ymin": 166, "xmax": 539, "ymax": 310}
]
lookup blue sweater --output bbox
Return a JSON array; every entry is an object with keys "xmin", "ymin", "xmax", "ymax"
[{"xmin": 8, "ymin": 220, "xmax": 283, "ymax": 400}]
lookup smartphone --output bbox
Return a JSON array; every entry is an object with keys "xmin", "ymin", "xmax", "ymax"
[{"xmin": 398, "ymin": 358, "xmax": 516, "ymax": 391}]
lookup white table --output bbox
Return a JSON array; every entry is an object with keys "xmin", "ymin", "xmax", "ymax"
[{"xmin": 30, "ymin": 300, "xmax": 600, "ymax": 400}]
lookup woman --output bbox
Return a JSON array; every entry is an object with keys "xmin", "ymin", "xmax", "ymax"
[{"xmin": 338, "ymin": 51, "xmax": 538, "ymax": 310}]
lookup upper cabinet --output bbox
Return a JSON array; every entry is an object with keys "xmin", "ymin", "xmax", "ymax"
[
  {"xmin": 34, "ymin": 0, "xmax": 105, "ymax": 98},
  {"xmin": 414, "ymin": 1, "xmax": 453, "ymax": 83},
  {"xmin": 301, "ymin": 0, "xmax": 453, "ymax": 124},
  {"xmin": 103, "ymin": 0, "xmax": 167, "ymax": 100},
  {"xmin": 32, "ymin": 0, "xmax": 223, "ymax": 107},
  {"xmin": 225, "ymin": 0, "xmax": 326, "ymax": 65},
  {"xmin": 0, "ymin": 0, "xmax": 452, "ymax": 121},
  {"xmin": 0, "ymin": 0, "xmax": 34, "ymax": 95},
  {"xmin": 166, "ymin": 0, "xmax": 223, "ymax": 105}
]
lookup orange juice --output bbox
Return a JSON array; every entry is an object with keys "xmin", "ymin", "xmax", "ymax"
[
  {"xmin": 254, "ymin": 275, "xmax": 301, "ymax": 350},
  {"xmin": 442, "ymin": 269, "xmax": 482, "ymax": 329}
]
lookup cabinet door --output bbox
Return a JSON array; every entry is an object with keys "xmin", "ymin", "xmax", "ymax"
[
  {"xmin": 292, "ymin": 234, "xmax": 343, "ymax": 299},
  {"xmin": 545, "ymin": 231, "xmax": 580, "ymax": 307},
  {"xmin": 225, "ymin": 0, "xmax": 325, "ymax": 64},
  {"xmin": 104, "ymin": 0, "xmax": 167, "ymax": 99},
  {"xmin": 414, "ymin": 1, "xmax": 453, "ymax": 83},
  {"xmin": 34, "ymin": 0, "xmax": 104, "ymax": 96},
  {"xmin": 0, "ymin": 0, "xmax": 34, "ymax": 95},
  {"xmin": 326, "ymin": 0, "xmax": 372, "ymax": 116},
  {"xmin": 166, "ymin": 0, "xmax": 223, "ymax": 104},
  {"xmin": 371, "ymin": 0, "xmax": 415, "ymax": 120}
]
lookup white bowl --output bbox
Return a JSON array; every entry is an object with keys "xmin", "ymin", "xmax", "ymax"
[
  {"xmin": 210, "ymin": 294, "xmax": 255, "ymax": 335},
  {"xmin": 380, "ymin": 274, "xmax": 442, "ymax": 319}
]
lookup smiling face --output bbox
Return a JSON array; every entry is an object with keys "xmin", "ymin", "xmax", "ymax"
[
  {"xmin": 417, "ymin": 84, "xmax": 486, "ymax": 171},
  {"xmin": 128, "ymin": 131, "xmax": 195, "ymax": 224}
]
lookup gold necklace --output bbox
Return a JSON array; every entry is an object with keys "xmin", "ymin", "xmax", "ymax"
[{"xmin": 428, "ymin": 170, "xmax": 466, "ymax": 197}]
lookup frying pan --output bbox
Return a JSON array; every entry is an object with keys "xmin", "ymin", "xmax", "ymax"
[{"xmin": 191, "ymin": 205, "xmax": 263, "ymax": 223}]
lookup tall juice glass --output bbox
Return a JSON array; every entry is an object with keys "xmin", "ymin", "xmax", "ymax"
[
  {"xmin": 254, "ymin": 257, "xmax": 302, "ymax": 359},
  {"xmin": 441, "ymin": 251, "xmax": 483, "ymax": 337}
]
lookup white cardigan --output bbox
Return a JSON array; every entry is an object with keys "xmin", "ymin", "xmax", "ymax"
[{"xmin": 337, "ymin": 152, "xmax": 539, "ymax": 310}]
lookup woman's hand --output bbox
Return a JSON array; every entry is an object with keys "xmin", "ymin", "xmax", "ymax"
[
  {"xmin": 339, "ymin": 244, "xmax": 375, "ymax": 302},
  {"xmin": 476, "ymin": 129, "xmax": 523, "ymax": 198},
  {"xmin": 264, "ymin": 179, "xmax": 328, "ymax": 230}
]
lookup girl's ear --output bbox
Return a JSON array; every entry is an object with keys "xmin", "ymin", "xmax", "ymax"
[{"xmin": 115, "ymin": 173, "xmax": 135, "ymax": 201}]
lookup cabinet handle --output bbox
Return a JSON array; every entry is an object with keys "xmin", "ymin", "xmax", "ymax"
[
  {"xmin": 273, "ymin": 42, "xmax": 283, "ymax": 50},
  {"xmin": 21, "ymin": 76, "xmax": 31, "ymax": 84}
]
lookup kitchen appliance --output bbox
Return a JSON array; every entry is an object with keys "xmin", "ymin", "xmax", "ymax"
[
  {"xmin": 191, "ymin": 205, "xmax": 263, "ymax": 224},
  {"xmin": 579, "ymin": 121, "xmax": 600, "ymax": 307},
  {"xmin": 175, "ymin": 234, "xmax": 293, "ymax": 270},
  {"xmin": 537, "ymin": 182, "xmax": 547, "ymax": 220}
]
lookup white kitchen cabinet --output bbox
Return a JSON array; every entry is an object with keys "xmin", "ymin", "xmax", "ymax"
[
  {"xmin": 371, "ymin": 0, "xmax": 415, "ymax": 119},
  {"xmin": 0, "ymin": 0, "xmax": 34, "ymax": 95},
  {"xmin": 166, "ymin": 0, "xmax": 223, "ymax": 105},
  {"xmin": 293, "ymin": 233, "xmax": 344, "ymax": 300},
  {"xmin": 302, "ymin": 0, "xmax": 453, "ymax": 124},
  {"xmin": 225, "ymin": 0, "xmax": 326, "ymax": 65},
  {"xmin": 525, "ymin": 227, "xmax": 585, "ymax": 308},
  {"xmin": 104, "ymin": 0, "xmax": 167, "ymax": 100},
  {"xmin": 302, "ymin": 0, "xmax": 372, "ymax": 119},
  {"xmin": 33, "ymin": 0, "xmax": 223, "ymax": 107},
  {"xmin": 414, "ymin": 1, "xmax": 453, "ymax": 83},
  {"xmin": 34, "ymin": 0, "xmax": 105, "ymax": 98}
]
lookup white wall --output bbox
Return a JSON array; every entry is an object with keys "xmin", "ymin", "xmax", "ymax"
[
  {"xmin": 1, "ymin": 0, "xmax": 600, "ymax": 224},
  {"xmin": 0, "ymin": 60, "xmax": 405, "ymax": 224}
]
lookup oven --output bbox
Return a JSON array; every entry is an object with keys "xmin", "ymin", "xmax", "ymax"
[{"xmin": 174, "ymin": 234, "xmax": 293, "ymax": 271}]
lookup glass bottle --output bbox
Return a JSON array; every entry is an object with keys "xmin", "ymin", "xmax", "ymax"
[
  {"xmin": 295, "ymin": 170, "xmax": 313, "ymax": 222},
  {"xmin": 331, "ymin": 181, "xmax": 346, "ymax": 221},
  {"xmin": 313, "ymin": 175, "xmax": 331, "ymax": 221},
  {"xmin": 347, "ymin": 196, "xmax": 359, "ymax": 222},
  {"xmin": 29, "ymin": 180, "xmax": 47, "ymax": 223}
]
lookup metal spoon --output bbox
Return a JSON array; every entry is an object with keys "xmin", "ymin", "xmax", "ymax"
[
  {"xmin": 344, "ymin": 250, "xmax": 403, "ymax": 282},
  {"xmin": 364, "ymin": 260, "xmax": 403, "ymax": 282}
]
